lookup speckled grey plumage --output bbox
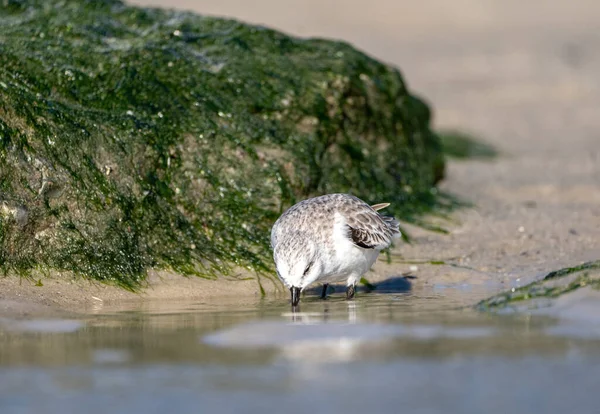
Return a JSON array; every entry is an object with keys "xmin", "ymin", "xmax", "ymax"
[{"xmin": 271, "ymin": 193, "xmax": 401, "ymax": 296}]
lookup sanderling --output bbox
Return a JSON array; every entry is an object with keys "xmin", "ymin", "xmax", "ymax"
[{"xmin": 271, "ymin": 193, "xmax": 401, "ymax": 306}]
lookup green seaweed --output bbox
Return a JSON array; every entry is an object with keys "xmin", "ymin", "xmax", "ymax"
[
  {"xmin": 543, "ymin": 261, "xmax": 600, "ymax": 280},
  {"xmin": 438, "ymin": 130, "xmax": 497, "ymax": 160},
  {"xmin": 476, "ymin": 260, "xmax": 600, "ymax": 311},
  {"xmin": 0, "ymin": 0, "xmax": 446, "ymax": 288}
]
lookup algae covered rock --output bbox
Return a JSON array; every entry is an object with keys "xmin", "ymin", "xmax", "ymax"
[{"xmin": 0, "ymin": 0, "xmax": 444, "ymax": 287}]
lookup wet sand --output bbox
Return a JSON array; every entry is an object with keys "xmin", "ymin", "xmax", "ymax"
[{"xmin": 2, "ymin": 0, "xmax": 599, "ymax": 315}]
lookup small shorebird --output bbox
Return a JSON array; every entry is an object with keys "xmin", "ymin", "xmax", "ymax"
[{"xmin": 271, "ymin": 193, "xmax": 401, "ymax": 306}]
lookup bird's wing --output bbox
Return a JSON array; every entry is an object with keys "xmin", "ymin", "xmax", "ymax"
[{"xmin": 343, "ymin": 208, "xmax": 400, "ymax": 250}]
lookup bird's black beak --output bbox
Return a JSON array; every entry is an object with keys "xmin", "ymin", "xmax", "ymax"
[{"xmin": 290, "ymin": 286, "xmax": 301, "ymax": 307}]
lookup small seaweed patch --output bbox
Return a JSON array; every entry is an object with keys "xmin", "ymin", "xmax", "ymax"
[
  {"xmin": 542, "ymin": 261, "xmax": 600, "ymax": 280},
  {"xmin": 0, "ymin": 0, "xmax": 446, "ymax": 289},
  {"xmin": 438, "ymin": 130, "xmax": 497, "ymax": 160},
  {"xmin": 476, "ymin": 260, "xmax": 600, "ymax": 311}
]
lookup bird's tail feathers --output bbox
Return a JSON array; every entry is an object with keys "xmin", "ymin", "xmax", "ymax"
[{"xmin": 381, "ymin": 215, "xmax": 401, "ymax": 238}]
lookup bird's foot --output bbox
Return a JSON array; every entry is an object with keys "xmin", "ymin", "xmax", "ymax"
[
  {"xmin": 346, "ymin": 284, "xmax": 356, "ymax": 300},
  {"xmin": 320, "ymin": 283, "xmax": 329, "ymax": 300}
]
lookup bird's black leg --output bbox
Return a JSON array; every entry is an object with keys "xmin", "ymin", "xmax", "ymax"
[
  {"xmin": 346, "ymin": 284, "xmax": 356, "ymax": 300},
  {"xmin": 290, "ymin": 286, "xmax": 301, "ymax": 307},
  {"xmin": 320, "ymin": 283, "xmax": 329, "ymax": 299}
]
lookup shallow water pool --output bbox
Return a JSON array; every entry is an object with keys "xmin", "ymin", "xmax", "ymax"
[{"xmin": 1, "ymin": 287, "xmax": 599, "ymax": 414}]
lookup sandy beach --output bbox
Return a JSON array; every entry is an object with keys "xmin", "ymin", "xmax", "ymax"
[{"xmin": 2, "ymin": 0, "xmax": 599, "ymax": 314}]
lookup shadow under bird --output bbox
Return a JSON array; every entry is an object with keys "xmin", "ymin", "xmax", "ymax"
[{"xmin": 271, "ymin": 193, "xmax": 401, "ymax": 306}]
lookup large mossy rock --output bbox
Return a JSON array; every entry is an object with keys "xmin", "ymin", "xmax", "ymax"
[{"xmin": 0, "ymin": 0, "xmax": 444, "ymax": 288}]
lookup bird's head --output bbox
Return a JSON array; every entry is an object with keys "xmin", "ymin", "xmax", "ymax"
[{"xmin": 273, "ymin": 232, "xmax": 320, "ymax": 290}]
